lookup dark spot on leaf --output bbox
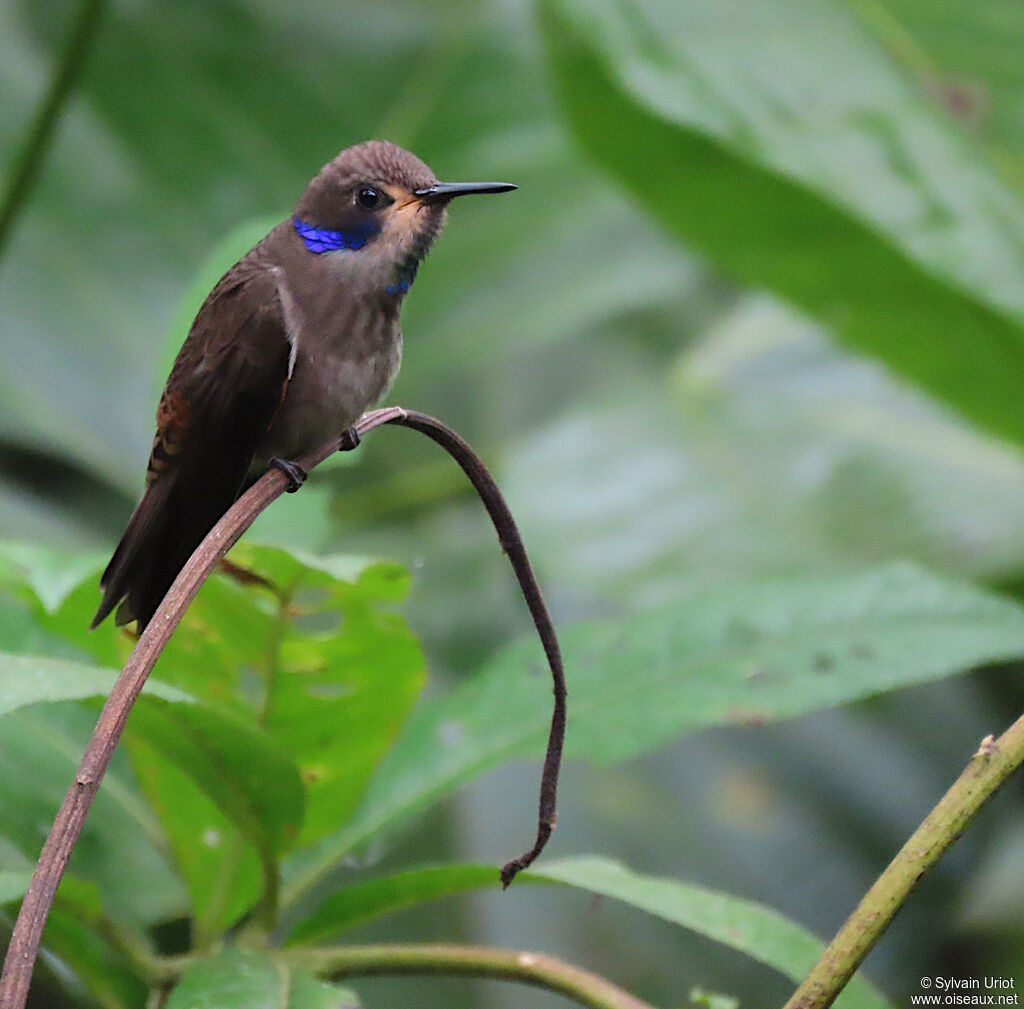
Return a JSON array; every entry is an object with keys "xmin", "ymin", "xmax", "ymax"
[
  {"xmin": 725, "ymin": 707, "xmax": 771, "ymax": 727},
  {"xmin": 925, "ymin": 74, "xmax": 990, "ymax": 129},
  {"xmin": 812, "ymin": 652, "xmax": 834, "ymax": 674},
  {"xmin": 850, "ymin": 641, "xmax": 875, "ymax": 660}
]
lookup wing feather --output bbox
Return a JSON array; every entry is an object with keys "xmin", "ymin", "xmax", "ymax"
[{"xmin": 92, "ymin": 261, "xmax": 292, "ymax": 629}]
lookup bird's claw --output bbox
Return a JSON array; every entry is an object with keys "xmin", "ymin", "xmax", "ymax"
[
  {"xmin": 269, "ymin": 457, "xmax": 307, "ymax": 492},
  {"xmin": 338, "ymin": 427, "xmax": 361, "ymax": 452}
]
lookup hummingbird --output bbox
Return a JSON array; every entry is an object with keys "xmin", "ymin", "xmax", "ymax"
[{"xmin": 92, "ymin": 140, "xmax": 515, "ymax": 630}]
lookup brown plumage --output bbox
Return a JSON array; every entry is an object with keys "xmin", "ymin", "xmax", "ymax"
[{"xmin": 93, "ymin": 141, "xmax": 515, "ymax": 629}]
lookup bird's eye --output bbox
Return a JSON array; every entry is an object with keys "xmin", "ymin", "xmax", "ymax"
[{"xmin": 356, "ymin": 186, "xmax": 382, "ymax": 210}]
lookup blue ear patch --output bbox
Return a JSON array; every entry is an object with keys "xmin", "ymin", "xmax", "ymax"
[{"xmin": 293, "ymin": 216, "xmax": 380, "ymax": 253}]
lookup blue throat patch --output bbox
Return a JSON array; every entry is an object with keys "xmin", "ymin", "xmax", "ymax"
[{"xmin": 293, "ymin": 216, "xmax": 380, "ymax": 253}]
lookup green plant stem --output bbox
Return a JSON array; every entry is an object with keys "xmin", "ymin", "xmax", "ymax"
[
  {"xmin": 254, "ymin": 849, "xmax": 281, "ymax": 939},
  {"xmin": 291, "ymin": 943, "xmax": 657, "ymax": 1009},
  {"xmin": 785, "ymin": 713, "xmax": 1024, "ymax": 1009},
  {"xmin": 0, "ymin": 0, "xmax": 105, "ymax": 261},
  {"xmin": 92, "ymin": 910, "xmax": 197, "ymax": 989}
]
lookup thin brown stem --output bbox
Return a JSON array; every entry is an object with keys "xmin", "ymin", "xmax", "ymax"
[
  {"xmin": 290, "ymin": 943, "xmax": 656, "ymax": 1009},
  {"xmin": 0, "ymin": 406, "xmax": 565, "ymax": 1006},
  {"xmin": 365, "ymin": 410, "xmax": 567, "ymax": 886},
  {"xmin": 785, "ymin": 714, "xmax": 1024, "ymax": 1008},
  {"xmin": 0, "ymin": 0, "xmax": 105, "ymax": 261}
]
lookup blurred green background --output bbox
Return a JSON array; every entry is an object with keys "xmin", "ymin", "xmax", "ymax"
[{"xmin": 4, "ymin": 0, "xmax": 1024, "ymax": 1005}]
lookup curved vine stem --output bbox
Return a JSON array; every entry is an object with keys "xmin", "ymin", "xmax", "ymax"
[
  {"xmin": 378, "ymin": 410, "xmax": 566, "ymax": 887},
  {"xmin": 291, "ymin": 943, "xmax": 655, "ymax": 1009},
  {"xmin": 0, "ymin": 406, "xmax": 566, "ymax": 1008}
]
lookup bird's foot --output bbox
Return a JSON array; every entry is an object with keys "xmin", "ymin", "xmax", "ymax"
[
  {"xmin": 269, "ymin": 457, "xmax": 307, "ymax": 493},
  {"xmin": 338, "ymin": 426, "xmax": 361, "ymax": 452}
]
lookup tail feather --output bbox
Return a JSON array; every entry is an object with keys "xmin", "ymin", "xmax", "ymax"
[
  {"xmin": 91, "ymin": 461, "xmax": 250, "ymax": 630},
  {"xmin": 91, "ymin": 479, "xmax": 174, "ymax": 629}
]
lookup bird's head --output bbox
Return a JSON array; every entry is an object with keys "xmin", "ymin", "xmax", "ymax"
[{"xmin": 293, "ymin": 140, "xmax": 515, "ymax": 297}]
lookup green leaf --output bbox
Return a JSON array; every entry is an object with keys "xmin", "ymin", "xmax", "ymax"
[
  {"xmin": 539, "ymin": 0, "xmax": 1024, "ymax": 448},
  {"xmin": 0, "ymin": 650, "xmax": 301, "ymax": 873},
  {"xmin": 0, "ymin": 542, "xmax": 107, "ymax": 613},
  {"xmin": 91, "ymin": 542, "xmax": 421, "ymax": 927},
  {"xmin": 0, "ymin": 542, "xmax": 424, "ymax": 828},
  {"xmin": 0, "ymin": 651, "xmax": 302, "ymax": 925},
  {"xmin": 0, "ymin": 648, "xmax": 301, "ymax": 924},
  {"xmin": 223, "ymin": 544, "xmax": 424, "ymax": 845},
  {"xmin": 284, "ymin": 563, "xmax": 1024, "ymax": 900},
  {"xmin": 859, "ymin": 0, "xmax": 1024, "ymax": 173},
  {"xmin": 0, "ymin": 869, "xmax": 31, "ymax": 904},
  {"xmin": 165, "ymin": 949, "xmax": 360, "ymax": 1009},
  {"xmin": 0, "ymin": 651, "xmax": 187, "ymax": 715},
  {"xmin": 285, "ymin": 864, "xmax": 500, "ymax": 945},
  {"xmin": 126, "ymin": 701, "xmax": 304, "ymax": 858},
  {"xmin": 41, "ymin": 906, "xmax": 148, "ymax": 1009},
  {"xmin": 127, "ymin": 739, "xmax": 262, "ymax": 937},
  {"xmin": 286, "ymin": 857, "xmax": 887, "ymax": 1009},
  {"xmin": 36, "ymin": 875, "xmax": 148, "ymax": 1009},
  {"xmin": 0, "ymin": 702, "xmax": 185, "ymax": 926},
  {"xmin": 535, "ymin": 857, "xmax": 890, "ymax": 1009},
  {"xmin": 123, "ymin": 699, "xmax": 303, "ymax": 936},
  {"xmin": 0, "ymin": 542, "xmax": 126, "ymax": 668}
]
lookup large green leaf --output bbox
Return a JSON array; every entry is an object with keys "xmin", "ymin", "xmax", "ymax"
[
  {"xmin": 286, "ymin": 864, "xmax": 500, "ymax": 944},
  {"xmin": 0, "ymin": 542, "xmax": 124, "ymax": 667},
  {"xmin": 283, "ymin": 563, "xmax": 1024, "ymax": 903},
  {"xmin": 0, "ymin": 539, "xmax": 424, "ymax": 929},
  {"xmin": 40, "ymin": 876, "xmax": 149, "ymax": 1009},
  {"xmin": 216, "ymin": 543, "xmax": 425, "ymax": 845},
  {"xmin": 127, "ymin": 736, "xmax": 263, "ymax": 939},
  {"xmin": 537, "ymin": 857, "xmax": 890, "ymax": 1009},
  {"xmin": 0, "ymin": 702, "xmax": 183, "ymax": 925},
  {"xmin": 126, "ymin": 701, "xmax": 305, "ymax": 859},
  {"xmin": 0, "ymin": 648, "xmax": 303, "ymax": 861},
  {"xmin": 0, "ymin": 648, "xmax": 303, "ymax": 929},
  {"xmin": 0, "ymin": 540, "xmax": 424, "ymax": 843},
  {"xmin": 165, "ymin": 949, "xmax": 360, "ymax": 1009},
  {"xmin": 0, "ymin": 650, "xmax": 185, "ymax": 714},
  {"xmin": 287, "ymin": 858, "xmax": 890, "ymax": 1009},
  {"xmin": 40, "ymin": 907, "xmax": 148, "ymax": 1009},
  {"xmin": 539, "ymin": 0, "xmax": 1024, "ymax": 448}
]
